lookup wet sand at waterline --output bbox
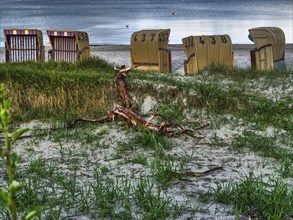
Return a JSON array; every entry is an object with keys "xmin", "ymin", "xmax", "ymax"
[{"xmin": 0, "ymin": 44, "xmax": 292, "ymax": 73}]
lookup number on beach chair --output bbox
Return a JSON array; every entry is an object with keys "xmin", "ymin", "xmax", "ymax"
[
  {"xmin": 130, "ymin": 29, "xmax": 172, "ymax": 73},
  {"xmin": 182, "ymin": 34, "xmax": 234, "ymax": 75}
]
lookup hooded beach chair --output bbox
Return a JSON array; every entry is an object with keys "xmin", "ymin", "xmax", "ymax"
[
  {"xmin": 182, "ymin": 35, "xmax": 234, "ymax": 75},
  {"xmin": 130, "ymin": 29, "xmax": 172, "ymax": 73},
  {"xmin": 248, "ymin": 27, "xmax": 286, "ymax": 70},
  {"xmin": 47, "ymin": 30, "xmax": 90, "ymax": 62},
  {"xmin": 4, "ymin": 29, "xmax": 45, "ymax": 62}
]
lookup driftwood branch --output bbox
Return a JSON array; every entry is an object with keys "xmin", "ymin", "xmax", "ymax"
[
  {"xmin": 68, "ymin": 105, "xmax": 209, "ymax": 137},
  {"xmin": 1, "ymin": 105, "xmax": 208, "ymax": 141}
]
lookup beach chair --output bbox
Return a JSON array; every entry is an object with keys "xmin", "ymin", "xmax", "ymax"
[
  {"xmin": 182, "ymin": 35, "xmax": 234, "ymax": 75},
  {"xmin": 47, "ymin": 30, "xmax": 90, "ymax": 62},
  {"xmin": 248, "ymin": 27, "xmax": 286, "ymax": 70},
  {"xmin": 130, "ymin": 29, "xmax": 172, "ymax": 73},
  {"xmin": 4, "ymin": 29, "xmax": 45, "ymax": 62}
]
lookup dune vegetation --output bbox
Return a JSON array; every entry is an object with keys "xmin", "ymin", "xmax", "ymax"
[{"xmin": 0, "ymin": 58, "xmax": 292, "ymax": 219}]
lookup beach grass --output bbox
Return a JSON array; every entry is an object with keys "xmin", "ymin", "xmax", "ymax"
[
  {"xmin": 1, "ymin": 60, "xmax": 292, "ymax": 127},
  {"xmin": 0, "ymin": 58, "xmax": 115, "ymax": 121},
  {"xmin": 0, "ymin": 59, "xmax": 292, "ymax": 219},
  {"xmin": 212, "ymin": 172, "xmax": 293, "ymax": 219}
]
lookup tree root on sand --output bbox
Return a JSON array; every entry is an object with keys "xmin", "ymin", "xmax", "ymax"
[{"xmin": 68, "ymin": 105, "xmax": 209, "ymax": 138}]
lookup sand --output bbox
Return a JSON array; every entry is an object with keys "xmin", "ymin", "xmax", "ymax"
[{"xmin": 7, "ymin": 117, "xmax": 291, "ymax": 219}]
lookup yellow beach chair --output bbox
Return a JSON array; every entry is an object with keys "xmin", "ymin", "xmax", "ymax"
[
  {"xmin": 248, "ymin": 27, "xmax": 286, "ymax": 70},
  {"xmin": 182, "ymin": 35, "xmax": 234, "ymax": 75},
  {"xmin": 130, "ymin": 29, "xmax": 172, "ymax": 73}
]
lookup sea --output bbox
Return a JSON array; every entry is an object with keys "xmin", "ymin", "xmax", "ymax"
[{"xmin": 0, "ymin": 0, "xmax": 292, "ymax": 47}]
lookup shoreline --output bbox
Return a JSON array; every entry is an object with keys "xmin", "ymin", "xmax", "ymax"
[
  {"xmin": 1, "ymin": 44, "xmax": 292, "ymax": 72},
  {"xmin": 0, "ymin": 43, "xmax": 292, "ymax": 50},
  {"xmin": 90, "ymin": 43, "xmax": 293, "ymax": 51}
]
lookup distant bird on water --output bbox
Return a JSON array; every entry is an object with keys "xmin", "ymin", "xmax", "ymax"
[
  {"xmin": 126, "ymin": 25, "xmax": 129, "ymax": 28},
  {"xmin": 172, "ymin": 12, "xmax": 175, "ymax": 15}
]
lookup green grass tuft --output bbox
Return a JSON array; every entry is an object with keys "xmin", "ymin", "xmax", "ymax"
[{"xmin": 213, "ymin": 172, "xmax": 293, "ymax": 219}]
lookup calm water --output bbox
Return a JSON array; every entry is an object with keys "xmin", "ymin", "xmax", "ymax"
[{"xmin": 0, "ymin": 0, "xmax": 292, "ymax": 46}]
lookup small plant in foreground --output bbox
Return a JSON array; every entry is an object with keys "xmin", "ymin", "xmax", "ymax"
[
  {"xmin": 0, "ymin": 84, "xmax": 43, "ymax": 219},
  {"xmin": 134, "ymin": 128, "xmax": 172, "ymax": 158},
  {"xmin": 128, "ymin": 153, "xmax": 148, "ymax": 166},
  {"xmin": 134, "ymin": 177, "xmax": 170, "ymax": 219},
  {"xmin": 278, "ymin": 159, "xmax": 293, "ymax": 178},
  {"xmin": 150, "ymin": 158, "xmax": 185, "ymax": 186},
  {"xmin": 153, "ymin": 102, "xmax": 185, "ymax": 122},
  {"xmin": 212, "ymin": 172, "xmax": 293, "ymax": 219},
  {"xmin": 231, "ymin": 131, "xmax": 293, "ymax": 177}
]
